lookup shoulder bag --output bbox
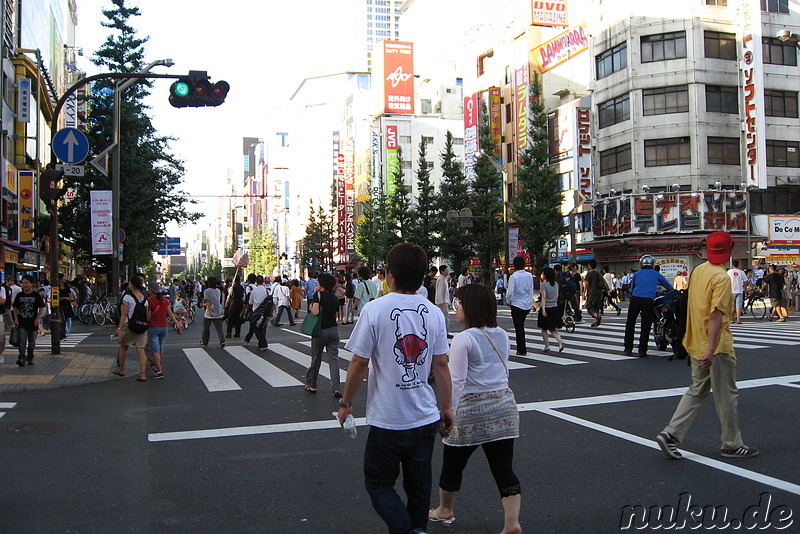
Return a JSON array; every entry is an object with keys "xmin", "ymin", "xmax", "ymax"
[{"xmin": 300, "ymin": 295, "xmax": 322, "ymax": 336}]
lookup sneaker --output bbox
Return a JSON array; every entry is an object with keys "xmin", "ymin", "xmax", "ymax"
[
  {"xmin": 153, "ymin": 371, "xmax": 164, "ymax": 380},
  {"xmin": 656, "ymin": 432, "xmax": 683, "ymax": 459},
  {"xmin": 220, "ymin": 343, "xmax": 225, "ymax": 349},
  {"xmin": 16, "ymin": 358, "xmax": 25, "ymax": 367},
  {"xmin": 26, "ymin": 359, "xmax": 34, "ymax": 365},
  {"xmin": 150, "ymin": 364, "xmax": 158, "ymax": 374},
  {"xmin": 623, "ymin": 349, "xmax": 633, "ymax": 356},
  {"xmin": 721, "ymin": 445, "xmax": 759, "ymax": 458}
]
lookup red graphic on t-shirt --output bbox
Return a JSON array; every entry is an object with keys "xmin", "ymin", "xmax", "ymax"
[{"xmin": 390, "ymin": 304, "xmax": 430, "ymax": 383}]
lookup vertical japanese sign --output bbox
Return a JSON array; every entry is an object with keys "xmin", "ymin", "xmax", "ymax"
[
  {"xmin": 464, "ymin": 93, "xmax": 479, "ymax": 182},
  {"xmin": 5, "ymin": 159, "xmax": 17, "ymax": 196},
  {"xmin": 574, "ymin": 107, "xmax": 593, "ymax": 202},
  {"xmin": 386, "ymin": 125, "xmax": 399, "ymax": 195},
  {"xmin": 90, "ymin": 190, "xmax": 113, "ymax": 255},
  {"xmin": 383, "ymin": 41, "xmax": 414, "ymax": 115},
  {"xmin": 371, "ymin": 122, "xmax": 381, "ymax": 193},
  {"xmin": 515, "ymin": 65, "xmax": 530, "ymax": 151},
  {"xmin": 76, "ymin": 78, "xmax": 88, "ymax": 130},
  {"xmin": 531, "ymin": 0, "xmax": 568, "ymax": 27},
  {"xmin": 740, "ymin": 0, "xmax": 767, "ymax": 189},
  {"xmin": 334, "ymin": 131, "xmax": 346, "ymax": 256},
  {"xmin": 345, "ymin": 138, "xmax": 356, "ymax": 253},
  {"xmin": 17, "ymin": 78, "xmax": 31, "ymax": 123},
  {"xmin": 489, "ymin": 87, "xmax": 502, "ymax": 159},
  {"xmin": 18, "ymin": 170, "xmax": 34, "ymax": 245}
]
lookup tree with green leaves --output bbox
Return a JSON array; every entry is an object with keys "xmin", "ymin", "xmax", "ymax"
[
  {"xmin": 471, "ymin": 101, "xmax": 504, "ymax": 283},
  {"xmin": 300, "ymin": 201, "xmax": 336, "ymax": 273},
  {"xmin": 406, "ymin": 139, "xmax": 438, "ymax": 259},
  {"xmin": 355, "ymin": 172, "xmax": 391, "ymax": 269},
  {"xmin": 248, "ymin": 225, "xmax": 278, "ymax": 276},
  {"xmin": 58, "ymin": 0, "xmax": 199, "ymax": 274},
  {"xmin": 387, "ymin": 145, "xmax": 412, "ymax": 245},
  {"xmin": 511, "ymin": 73, "xmax": 566, "ymax": 268},
  {"xmin": 435, "ymin": 131, "xmax": 472, "ymax": 271}
]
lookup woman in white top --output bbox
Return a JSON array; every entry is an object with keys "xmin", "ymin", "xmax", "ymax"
[
  {"xmin": 113, "ymin": 276, "xmax": 149, "ymax": 381},
  {"xmin": 429, "ymin": 284, "xmax": 522, "ymax": 534},
  {"xmin": 201, "ymin": 277, "xmax": 225, "ymax": 349},
  {"xmin": 537, "ymin": 266, "xmax": 564, "ymax": 353}
]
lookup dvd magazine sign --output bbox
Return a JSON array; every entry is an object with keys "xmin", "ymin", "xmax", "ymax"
[{"xmin": 531, "ymin": 0, "xmax": 568, "ymax": 27}]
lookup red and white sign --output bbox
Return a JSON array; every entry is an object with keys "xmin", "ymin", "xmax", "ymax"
[
  {"xmin": 515, "ymin": 66, "xmax": 529, "ymax": 151},
  {"xmin": 463, "ymin": 93, "xmax": 479, "ymax": 182},
  {"xmin": 532, "ymin": 24, "xmax": 588, "ymax": 72},
  {"xmin": 383, "ymin": 41, "xmax": 414, "ymax": 115},
  {"xmin": 574, "ymin": 107, "xmax": 592, "ymax": 201},
  {"xmin": 531, "ymin": 0, "xmax": 568, "ymax": 27},
  {"xmin": 769, "ymin": 216, "xmax": 800, "ymax": 245},
  {"xmin": 740, "ymin": 0, "xmax": 767, "ymax": 189},
  {"xmin": 344, "ymin": 138, "xmax": 356, "ymax": 253},
  {"xmin": 90, "ymin": 190, "xmax": 113, "ymax": 255},
  {"xmin": 334, "ymin": 132, "xmax": 345, "ymax": 256}
]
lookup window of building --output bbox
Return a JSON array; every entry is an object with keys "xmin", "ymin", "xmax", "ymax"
[
  {"xmin": 704, "ymin": 31, "xmax": 737, "ymax": 60},
  {"xmin": 402, "ymin": 160, "xmax": 412, "ymax": 169},
  {"xmin": 644, "ymin": 137, "xmax": 691, "ymax": 167},
  {"xmin": 765, "ymin": 89, "xmax": 799, "ymax": 117},
  {"xmin": 707, "ymin": 137, "xmax": 740, "ymax": 165},
  {"xmin": 426, "ymin": 162, "xmax": 434, "ymax": 169},
  {"xmin": 641, "ymin": 31, "xmax": 687, "ymax": 62},
  {"xmin": 400, "ymin": 135, "xmax": 411, "ymax": 144},
  {"xmin": 706, "ymin": 0, "xmax": 727, "ymax": 5},
  {"xmin": 598, "ymin": 93, "xmax": 630, "ymax": 128},
  {"xmin": 750, "ymin": 187, "xmax": 800, "ymax": 214},
  {"xmin": 421, "ymin": 136, "xmax": 434, "ymax": 144},
  {"xmin": 642, "ymin": 85, "xmax": 689, "ymax": 115},
  {"xmin": 478, "ymin": 49, "xmax": 494, "ymax": 77},
  {"xmin": 705, "ymin": 85, "xmax": 739, "ymax": 113},
  {"xmin": 595, "ymin": 42, "xmax": 627, "ymax": 79},
  {"xmin": 762, "ymin": 0, "xmax": 789, "ymax": 13},
  {"xmin": 763, "ymin": 37, "xmax": 797, "ymax": 66},
  {"xmin": 453, "ymin": 137, "xmax": 464, "ymax": 145},
  {"xmin": 421, "ymin": 100, "xmax": 432, "ymax": 114},
  {"xmin": 767, "ymin": 140, "xmax": 800, "ymax": 167},
  {"xmin": 599, "ymin": 144, "xmax": 632, "ymax": 175}
]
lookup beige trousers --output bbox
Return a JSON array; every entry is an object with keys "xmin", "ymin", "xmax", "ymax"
[{"xmin": 663, "ymin": 353, "xmax": 744, "ymax": 449}]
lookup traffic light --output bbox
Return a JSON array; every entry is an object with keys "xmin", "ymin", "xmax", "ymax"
[
  {"xmin": 169, "ymin": 70, "xmax": 229, "ymax": 108},
  {"xmin": 39, "ymin": 168, "xmax": 65, "ymax": 205}
]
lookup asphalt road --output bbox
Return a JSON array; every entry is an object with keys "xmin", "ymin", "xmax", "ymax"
[{"xmin": 2, "ymin": 304, "xmax": 799, "ymax": 533}]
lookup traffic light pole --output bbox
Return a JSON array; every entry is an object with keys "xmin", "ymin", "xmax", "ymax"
[{"xmin": 48, "ymin": 71, "xmax": 182, "ymax": 354}]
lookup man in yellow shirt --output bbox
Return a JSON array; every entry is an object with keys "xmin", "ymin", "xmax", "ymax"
[{"xmin": 656, "ymin": 231, "xmax": 758, "ymax": 459}]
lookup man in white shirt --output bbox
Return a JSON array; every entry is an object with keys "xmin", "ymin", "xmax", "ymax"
[
  {"xmin": 270, "ymin": 276, "xmax": 295, "ymax": 327},
  {"xmin": 337, "ymin": 242, "xmax": 453, "ymax": 534},
  {"xmin": 244, "ymin": 275, "xmax": 269, "ymax": 350},
  {"xmin": 434, "ymin": 265, "xmax": 450, "ymax": 334},
  {"xmin": 602, "ymin": 265, "xmax": 621, "ymax": 315},
  {"xmin": 727, "ymin": 259, "xmax": 747, "ymax": 324},
  {"xmin": 457, "ymin": 268, "xmax": 471, "ymax": 288},
  {"xmin": 506, "ymin": 256, "xmax": 533, "ymax": 355}
]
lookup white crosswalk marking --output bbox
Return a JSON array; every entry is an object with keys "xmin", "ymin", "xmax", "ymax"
[
  {"xmin": 269, "ymin": 344, "xmax": 348, "ymax": 381},
  {"xmin": 183, "ymin": 348, "xmax": 242, "ymax": 392},
  {"xmin": 34, "ymin": 332, "xmax": 92, "ymax": 352},
  {"xmin": 593, "ymin": 323, "xmax": 768, "ymax": 349},
  {"xmin": 513, "ymin": 352, "xmax": 585, "ymax": 366},
  {"xmin": 224, "ymin": 346, "xmax": 303, "ymax": 387},
  {"xmin": 0, "ymin": 401, "xmax": 16, "ymax": 419}
]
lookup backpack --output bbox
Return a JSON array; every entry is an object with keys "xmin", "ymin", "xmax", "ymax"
[
  {"xmin": 249, "ymin": 298, "xmax": 273, "ymax": 328},
  {"xmin": 127, "ymin": 294, "xmax": 149, "ymax": 334},
  {"xmin": 560, "ymin": 272, "xmax": 577, "ymax": 297},
  {"xmin": 345, "ymin": 280, "xmax": 355, "ymax": 298}
]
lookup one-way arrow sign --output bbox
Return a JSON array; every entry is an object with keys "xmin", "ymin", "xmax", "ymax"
[
  {"xmin": 52, "ymin": 127, "xmax": 89, "ymax": 164},
  {"xmin": 89, "ymin": 144, "xmax": 115, "ymax": 177}
]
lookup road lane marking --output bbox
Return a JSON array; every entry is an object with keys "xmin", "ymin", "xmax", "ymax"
[
  {"xmin": 0, "ymin": 403, "xmax": 17, "ymax": 409},
  {"xmin": 149, "ymin": 416, "xmax": 368, "ymax": 442},
  {"xmin": 269, "ymin": 344, "xmax": 348, "ymax": 382},
  {"xmin": 512, "ymin": 352, "xmax": 583, "ymax": 366},
  {"xmin": 183, "ymin": 348, "xmax": 241, "ymax": 392},
  {"xmin": 225, "ymin": 346, "xmax": 303, "ymax": 387}
]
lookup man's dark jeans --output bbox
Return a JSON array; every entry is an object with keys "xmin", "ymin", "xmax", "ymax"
[
  {"xmin": 624, "ymin": 296, "xmax": 655, "ymax": 355},
  {"xmin": 509, "ymin": 305, "xmax": 530, "ymax": 354},
  {"xmin": 364, "ymin": 422, "xmax": 437, "ymax": 534}
]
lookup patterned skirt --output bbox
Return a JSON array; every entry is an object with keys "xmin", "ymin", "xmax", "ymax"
[{"xmin": 443, "ymin": 388, "xmax": 520, "ymax": 447}]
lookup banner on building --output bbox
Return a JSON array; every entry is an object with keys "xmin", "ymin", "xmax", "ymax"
[
  {"xmin": 574, "ymin": 107, "xmax": 593, "ymax": 202},
  {"xmin": 334, "ymin": 132, "xmax": 346, "ymax": 256},
  {"xmin": 768, "ymin": 215, "xmax": 800, "ymax": 245},
  {"xmin": 508, "ymin": 227, "xmax": 531, "ymax": 261},
  {"xmin": 344, "ymin": 138, "xmax": 356, "ymax": 253},
  {"xmin": 531, "ymin": 0, "xmax": 568, "ymax": 27},
  {"xmin": 386, "ymin": 125, "xmax": 399, "ymax": 195},
  {"xmin": 18, "ymin": 170, "xmax": 34, "ymax": 246},
  {"xmin": 371, "ymin": 122, "xmax": 381, "ymax": 196},
  {"xmin": 463, "ymin": 93, "xmax": 479, "ymax": 182},
  {"xmin": 740, "ymin": 0, "xmax": 767, "ymax": 189},
  {"xmin": 592, "ymin": 192, "xmax": 747, "ymax": 238},
  {"xmin": 383, "ymin": 41, "xmax": 414, "ymax": 115},
  {"xmin": 489, "ymin": 87, "xmax": 502, "ymax": 159},
  {"xmin": 515, "ymin": 66, "xmax": 529, "ymax": 151},
  {"xmin": 4, "ymin": 159, "xmax": 17, "ymax": 196},
  {"xmin": 17, "ymin": 78, "xmax": 31, "ymax": 123},
  {"xmin": 532, "ymin": 24, "xmax": 588, "ymax": 72},
  {"xmin": 90, "ymin": 190, "xmax": 113, "ymax": 255}
]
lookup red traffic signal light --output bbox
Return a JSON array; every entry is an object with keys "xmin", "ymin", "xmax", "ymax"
[
  {"xmin": 39, "ymin": 168, "xmax": 65, "ymax": 204},
  {"xmin": 168, "ymin": 71, "xmax": 229, "ymax": 108}
]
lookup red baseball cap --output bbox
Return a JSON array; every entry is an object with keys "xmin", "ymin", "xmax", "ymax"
[{"xmin": 706, "ymin": 231, "xmax": 733, "ymax": 264}]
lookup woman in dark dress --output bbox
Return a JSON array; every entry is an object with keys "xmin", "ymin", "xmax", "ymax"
[
  {"xmin": 225, "ymin": 274, "xmax": 245, "ymax": 337},
  {"xmin": 304, "ymin": 273, "xmax": 341, "ymax": 396},
  {"xmin": 537, "ymin": 267, "xmax": 564, "ymax": 353}
]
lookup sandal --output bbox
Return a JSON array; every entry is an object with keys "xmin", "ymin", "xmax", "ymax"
[
  {"xmin": 304, "ymin": 386, "xmax": 317, "ymax": 394},
  {"xmin": 136, "ymin": 376, "xmax": 147, "ymax": 382},
  {"xmin": 429, "ymin": 509, "xmax": 456, "ymax": 524},
  {"xmin": 112, "ymin": 370, "xmax": 125, "ymax": 376}
]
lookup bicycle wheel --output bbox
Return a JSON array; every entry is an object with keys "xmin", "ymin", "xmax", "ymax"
[
  {"xmin": 187, "ymin": 308, "xmax": 196, "ymax": 325},
  {"xmin": 565, "ymin": 315, "xmax": 575, "ymax": 333},
  {"xmin": 654, "ymin": 319, "xmax": 668, "ymax": 351},
  {"xmin": 78, "ymin": 304, "xmax": 93, "ymax": 325},
  {"xmin": 751, "ymin": 298, "xmax": 767, "ymax": 320},
  {"xmin": 92, "ymin": 303, "xmax": 107, "ymax": 326}
]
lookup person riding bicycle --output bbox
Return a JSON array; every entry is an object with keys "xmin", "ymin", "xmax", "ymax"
[{"xmin": 172, "ymin": 291, "xmax": 189, "ymax": 329}]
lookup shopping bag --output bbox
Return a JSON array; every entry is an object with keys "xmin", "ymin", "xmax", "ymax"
[{"xmin": 300, "ymin": 312, "xmax": 321, "ymax": 336}]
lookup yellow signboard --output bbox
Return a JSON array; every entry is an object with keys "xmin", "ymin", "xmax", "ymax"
[
  {"xmin": 18, "ymin": 170, "xmax": 34, "ymax": 245},
  {"xmin": 5, "ymin": 159, "xmax": 17, "ymax": 196}
]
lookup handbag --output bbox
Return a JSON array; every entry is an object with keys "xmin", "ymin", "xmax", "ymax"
[
  {"xmin": 9, "ymin": 325, "xmax": 19, "ymax": 347},
  {"xmin": 479, "ymin": 328, "xmax": 509, "ymax": 377},
  {"xmin": 300, "ymin": 311, "xmax": 322, "ymax": 336}
]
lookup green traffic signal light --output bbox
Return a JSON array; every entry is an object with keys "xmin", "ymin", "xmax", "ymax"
[
  {"xmin": 172, "ymin": 81, "xmax": 189, "ymax": 97},
  {"xmin": 168, "ymin": 71, "xmax": 229, "ymax": 108}
]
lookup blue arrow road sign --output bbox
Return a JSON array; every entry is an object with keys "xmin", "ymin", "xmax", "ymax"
[{"xmin": 52, "ymin": 127, "xmax": 90, "ymax": 164}]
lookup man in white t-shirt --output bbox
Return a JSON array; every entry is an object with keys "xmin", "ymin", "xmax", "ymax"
[
  {"xmin": 727, "ymin": 259, "xmax": 747, "ymax": 324},
  {"xmin": 270, "ymin": 276, "xmax": 295, "ymax": 327},
  {"xmin": 338, "ymin": 243, "xmax": 453, "ymax": 534},
  {"xmin": 434, "ymin": 265, "xmax": 450, "ymax": 334},
  {"xmin": 457, "ymin": 268, "xmax": 471, "ymax": 288},
  {"xmin": 244, "ymin": 275, "xmax": 269, "ymax": 350}
]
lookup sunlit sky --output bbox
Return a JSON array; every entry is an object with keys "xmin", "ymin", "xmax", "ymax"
[{"xmin": 74, "ymin": 0, "xmax": 361, "ymax": 241}]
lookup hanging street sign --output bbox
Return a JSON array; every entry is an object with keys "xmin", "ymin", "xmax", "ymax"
[
  {"xmin": 52, "ymin": 127, "xmax": 90, "ymax": 164},
  {"xmin": 56, "ymin": 164, "xmax": 84, "ymax": 177}
]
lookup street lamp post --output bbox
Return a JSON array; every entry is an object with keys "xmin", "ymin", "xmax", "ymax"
[{"xmin": 111, "ymin": 59, "xmax": 174, "ymax": 297}]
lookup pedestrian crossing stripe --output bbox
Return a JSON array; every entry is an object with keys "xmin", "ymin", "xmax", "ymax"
[
  {"xmin": 589, "ymin": 323, "xmax": 768, "ymax": 350},
  {"xmin": 224, "ymin": 346, "xmax": 303, "ymax": 388},
  {"xmin": 0, "ymin": 401, "xmax": 17, "ymax": 419},
  {"xmin": 33, "ymin": 332, "xmax": 93, "ymax": 352},
  {"xmin": 183, "ymin": 348, "xmax": 242, "ymax": 392}
]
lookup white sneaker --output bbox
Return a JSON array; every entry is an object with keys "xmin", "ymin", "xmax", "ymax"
[{"xmin": 0, "ymin": 356, "xmax": 4, "ymax": 364}]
